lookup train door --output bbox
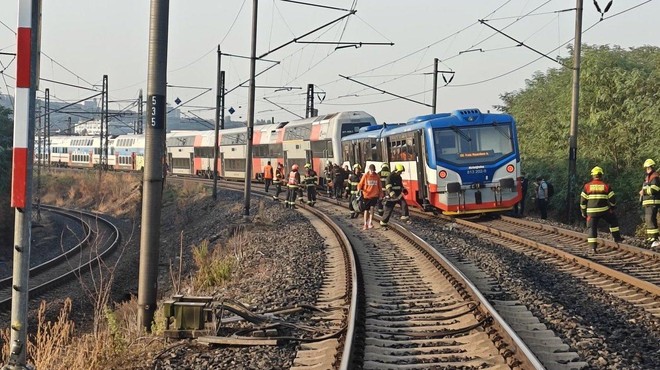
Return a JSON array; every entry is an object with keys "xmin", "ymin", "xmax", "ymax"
[
  {"xmin": 305, "ymin": 150, "xmax": 312, "ymax": 167},
  {"xmin": 189, "ymin": 153, "xmax": 194, "ymax": 175},
  {"xmin": 414, "ymin": 131, "xmax": 431, "ymax": 210},
  {"xmin": 168, "ymin": 153, "xmax": 173, "ymax": 173}
]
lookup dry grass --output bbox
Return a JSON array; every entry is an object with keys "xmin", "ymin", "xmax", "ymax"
[{"xmin": 191, "ymin": 240, "xmax": 233, "ymax": 292}]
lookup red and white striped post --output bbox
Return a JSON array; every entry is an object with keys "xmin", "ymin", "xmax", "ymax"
[{"xmin": 6, "ymin": 0, "xmax": 41, "ymax": 368}]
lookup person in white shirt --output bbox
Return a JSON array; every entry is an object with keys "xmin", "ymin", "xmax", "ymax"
[{"xmin": 535, "ymin": 176, "xmax": 548, "ymax": 219}]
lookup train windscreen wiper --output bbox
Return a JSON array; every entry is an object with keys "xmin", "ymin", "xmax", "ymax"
[
  {"xmin": 492, "ymin": 122, "xmax": 511, "ymax": 140},
  {"xmin": 450, "ymin": 125, "xmax": 471, "ymax": 142}
]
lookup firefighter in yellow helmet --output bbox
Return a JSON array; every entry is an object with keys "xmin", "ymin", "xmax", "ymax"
[
  {"xmin": 580, "ymin": 166, "xmax": 622, "ymax": 253},
  {"xmin": 380, "ymin": 164, "xmax": 410, "ymax": 227},
  {"xmin": 377, "ymin": 163, "xmax": 391, "ymax": 216},
  {"xmin": 303, "ymin": 163, "xmax": 318, "ymax": 206},
  {"xmin": 347, "ymin": 163, "xmax": 363, "ymax": 218},
  {"xmin": 640, "ymin": 159, "xmax": 660, "ymax": 246}
]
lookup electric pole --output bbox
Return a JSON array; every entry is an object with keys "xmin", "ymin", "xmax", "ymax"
[
  {"xmin": 567, "ymin": 0, "xmax": 583, "ymax": 223},
  {"xmin": 102, "ymin": 75, "xmax": 109, "ymax": 170},
  {"xmin": 432, "ymin": 58, "xmax": 438, "ymax": 114},
  {"xmin": 138, "ymin": 0, "xmax": 169, "ymax": 331},
  {"xmin": 45, "ymin": 88, "xmax": 50, "ymax": 169},
  {"xmin": 305, "ymin": 83, "xmax": 314, "ymax": 118},
  {"xmin": 243, "ymin": 0, "xmax": 258, "ymax": 218},
  {"xmin": 6, "ymin": 0, "xmax": 41, "ymax": 368},
  {"xmin": 138, "ymin": 89, "xmax": 143, "ymax": 134},
  {"xmin": 213, "ymin": 46, "xmax": 221, "ymax": 200}
]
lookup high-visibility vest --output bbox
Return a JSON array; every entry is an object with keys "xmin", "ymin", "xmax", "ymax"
[
  {"xmin": 287, "ymin": 171, "xmax": 300, "ymax": 187},
  {"xmin": 642, "ymin": 171, "xmax": 660, "ymax": 206}
]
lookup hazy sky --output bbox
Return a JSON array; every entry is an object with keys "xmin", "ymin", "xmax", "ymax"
[{"xmin": 0, "ymin": 0, "xmax": 658, "ymax": 123}]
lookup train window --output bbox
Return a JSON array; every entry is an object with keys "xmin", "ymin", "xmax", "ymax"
[
  {"xmin": 172, "ymin": 158, "xmax": 190, "ymax": 169},
  {"xmin": 433, "ymin": 123, "xmax": 513, "ymax": 165},
  {"xmin": 224, "ymin": 159, "xmax": 247, "ymax": 171},
  {"xmin": 284, "ymin": 126, "xmax": 311, "ymax": 141},
  {"xmin": 311, "ymin": 140, "xmax": 331, "ymax": 158},
  {"xmin": 194, "ymin": 147, "xmax": 214, "ymax": 158},
  {"xmin": 269, "ymin": 144, "xmax": 283, "ymax": 157}
]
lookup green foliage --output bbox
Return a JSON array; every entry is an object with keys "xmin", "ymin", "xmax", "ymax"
[
  {"xmin": 191, "ymin": 240, "xmax": 233, "ymax": 291},
  {"xmin": 499, "ymin": 45, "xmax": 660, "ymax": 223}
]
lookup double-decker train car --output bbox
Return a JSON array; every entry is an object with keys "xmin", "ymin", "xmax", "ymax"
[
  {"xmin": 342, "ymin": 108, "xmax": 522, "ymax": 215},
  {"xmin": 183, "ymin": 111, "xmax": 377, "ymax": 180},
  {"xmin": 113, "ymin": 134, "xmax": 146, "ymax": 171}
]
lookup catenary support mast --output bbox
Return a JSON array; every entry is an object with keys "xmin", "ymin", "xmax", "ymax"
[
  {"xmin": 138, "ymin": 0, "xmax": 170, "ymax": 330},
  {"xmin": 567, "ymin": 0, "xmax": 583, "ymax": 222}
]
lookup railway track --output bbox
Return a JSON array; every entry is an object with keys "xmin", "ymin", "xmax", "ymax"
[
  {"xmin": 178, "ymin": 178, "xmax": 541, "ymax": 368},
  {"xmin": 437, "ymin": 214, "xmax": 660, "ymax": 317},
  {"xmin": 0, "ymin": 206, "xmax": 121, "ymax": 310}
]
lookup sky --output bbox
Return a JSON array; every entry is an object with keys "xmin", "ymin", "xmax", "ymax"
[{"xmin": 0, "ymin": 0, "xmax": 658, "ymax": 124}]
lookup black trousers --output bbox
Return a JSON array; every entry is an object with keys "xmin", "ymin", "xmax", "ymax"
[
  {"xmin": 264, "ymin": 178, "xmax": 272, "ymax": 192},
  {"xmin": 274, "ymin": 182, "xmax": 283, "ymax": 198},
  {"xmin": 645, "ymin": 205, "xmax": 659, "ymax": 239},
  {"xmin": 381, "ymin": 197, "xmax": 409, "ymax": 224},
  {"xmin": 286, "ymin": 186, "xmax": 298, "ymax": 207},
  {"xmin": 306, "ymin": 185, "xmax": 317, "ymax": 204},
  {"xmin": 536, "ymin": 198, "xmax": 548, "ymax": 219},
  {"xmin": 586, "ymin": 212, "xmax": 621, "ymax": 247}
]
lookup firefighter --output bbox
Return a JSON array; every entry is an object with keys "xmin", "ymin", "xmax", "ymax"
[
  {"xmin": 380, "ymin": 164, "xmax": 410, "ymax": 227},
  {"xmin": 286, "ymin": 164, "xmax": 301, "ymax": 209},
  {"xmin": 324, "ymin": 161, "xmax": 333, "ymax": 196},
  {"xmin": 303, "ymin": 163, "xmax": 318, "ymax": 206},
  {"xmin": 347, "ymin": 164, "xmax": 363, "ymax": 218},
  {"xmin": 580, "ymin": 166, "xmax": 623, "ymax": 253},
  {"xmin": 272, "ymin": 162, "xmax": 285, "ymax": 201},
  {"xmin": 377, "ymin": 163, "xmax": 391, "ymax": 216},
  {"xmin": 640, "ymin": 159, "xmax": 660, "ymax": 246}
]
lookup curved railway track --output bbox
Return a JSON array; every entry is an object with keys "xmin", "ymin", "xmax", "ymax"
[
  {"xmin": 196, "ymin": 179, "xmax": 542, "ymax": 369},
  {"xmin": 0, "ymin": 206, "xmax": 121, "ymax": 310}
]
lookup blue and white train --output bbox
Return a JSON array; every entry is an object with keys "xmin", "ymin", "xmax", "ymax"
[{"xmin": 341, "ymin": 108, "xmax": 523, "ymax": 215}]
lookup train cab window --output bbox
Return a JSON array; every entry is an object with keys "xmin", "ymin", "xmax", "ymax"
[
  {"xmin": 340, "ymin": 122, "xmax": 371, "ymax": 137},
  {"xmin": 433, "ymin": 123, "xmax": 513, "ymax": 165}
]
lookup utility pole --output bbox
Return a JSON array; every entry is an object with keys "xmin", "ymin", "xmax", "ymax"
[
  {"xmin": 305, "ymin": 83, "xmax": 314, "ymax": 118},
  {"xmin": 138, "ymin": 0, "xmax": 169, "ymax": 331},
  {"xmin": 243, "ymin": 0, "xmax": 258, "ymax": 218},
  {"xmin": 567, "ymin": 0, "xmax": 583, "ymax": 223},
  {"xmin": 102, "ymin": 75, "xmax": 109, "ymax": 170},
  {"xmin": 68, "ymin": 116, "xmax": 72, "ymax": 134},
  {"xmin": 6, "ymin": 0, "xmax": 41, "ymax": 368},
  {"xmin": 220, "ymin": 71, "xmax": 225, "ymax": 130},
  {"xmin": 213, "ymin": 46, "xmax": 221, "ymax": 200},
  {"xmin": 138, "ymin": 89, "xmax": 143, "ymax": 134},
  {"xmin": 432, "ymin": 58, "xmax": 438, "ymax": 114},
  {"xmin": 45, "ymin": 88, "xmax": 50, "ymax": 169}
]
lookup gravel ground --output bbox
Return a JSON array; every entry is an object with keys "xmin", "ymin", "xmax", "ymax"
[
  {"xmin": 410, "ymin": 216, "xmax": 660, "ymax": 370},
  {"xmin": 145, "ymin": 188, "xmax": 327, "ymax": 369}
]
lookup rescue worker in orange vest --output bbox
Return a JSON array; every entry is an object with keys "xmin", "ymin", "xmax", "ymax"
[
  {"xmin": 580, "ymin": 166, "xmax": 623, "ymax": 253},
  {"xmin": 263, "ymin": 161, "xmax": 273, "ymax": 193},
  {"xmin": 376, "ymin": 163, "xmax": 391, "ymax": 216},
  {"xmin": 286, "ymin": 164, "xmax": 301, "ymax": 209},
  {"xmin": 358, "ymin": 163, "xmax": 382, "ymax": 230},
  {"xmin": 272, "ymin": 162, "xmax": 285, "ymax": 201},
  {"xmin": 640, "ymin": 159, "xmax": 660, "ymax": 247},
  {"xmin": 347, "ymin": 164, "xmax": 363, "ymax": 218},
  {"xmin": 303, "ymin": 163, "xmax": 318, "ymax": 206},
  {"xmin": 380, "ymin": 164, "xmax": 410, "ymax": 227}
]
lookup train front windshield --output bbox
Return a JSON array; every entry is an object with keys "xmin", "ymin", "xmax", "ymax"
[{"xmin": 433, "ymin": 123, "xmax": 514, "ymax": 165}]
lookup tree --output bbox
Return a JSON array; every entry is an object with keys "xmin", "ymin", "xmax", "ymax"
[{"xmin": 499, "ymin": 45, "xmax": 660, "ymax": 220}]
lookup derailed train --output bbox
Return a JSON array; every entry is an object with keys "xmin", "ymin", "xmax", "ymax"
[{"xmin": 35, "ymin": 108, "xmax": 522, "ymax": 215}]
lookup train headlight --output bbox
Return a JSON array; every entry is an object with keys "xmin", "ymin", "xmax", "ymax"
[
  {"xmin": 506, "ymin": 164, "xmax": 515, "ymax": 173},
  {"xmin": 439, "ymin": 170, "xmax": 447, "ymax": 179}
]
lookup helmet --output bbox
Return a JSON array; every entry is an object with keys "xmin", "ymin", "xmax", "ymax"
[
  {"xmin": 395, "ymin": 164, "xmax": 405, "ymax": 172},
  {"xmin": 643, "ymin": 159, "xmax": 656, "ymax": 168},
  {"xmin": 304, "ymin": 163, "xmax": 311, "ymax": 169},
  {"xmin": 590, "ymin": 166, "xmax": 604, "ymax": 177},
  {"xmin": 353, "ymin": 163, "xmax": 362, "ymax": 170},
  {"xmin": 278, "ymin": 162, "xmax": 284, "ymax": 168},
  {"xmin": 381, "ymin": 163, "xmax": 390, "ymax": 169},
  {"xmin": 292, "ymin": 164, "xmax": 299, "ymax": 171}
]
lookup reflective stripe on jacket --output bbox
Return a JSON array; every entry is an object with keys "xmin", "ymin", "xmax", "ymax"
[
  {"xmin": 642, "ymin": 171, "xmax": 660, "ymax": 206},
  {"xmin": 287, "ymin": 171, "xmax": 300, "ymax": 187},
  {"xmin": 347, "ymin": 173, "xmax": 362, "ymax": 194},
  {"xmin": 580, "ymin": 179, "xmax": 615, "ymax": 215},
  {"xmin": 304, "ymin": 169, "xmax": 318, "ymax": 187},
  {"xmin": 385, "ymin": 172, "xmax": 403, "ymax": 196}
]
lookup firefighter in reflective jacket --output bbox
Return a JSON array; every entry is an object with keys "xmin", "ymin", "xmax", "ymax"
[
  {"xmin": 580, "ymin": 166, "xmax": 623, "ymax": 253},
  {"xmin": 380, "ymin": 164, "xmax": 410, "ymax": 226},
  {"xmin": 303, "ymin": 163, "xmax": 318, "ymax": 206},
  {"xmin": 640, "ymin": 159, "xmax": 660, "ymax": 246},
  {"xmin": 286, "ymin": 164, "xmax": 301, "ymax": 209},
  {"xmin": 377, "ymin": 163, "xmax": 391, "ymax": 216},
  {"xmin": 347, "ymin": 164, "xmax": 363, "ymax": 218},
  {"xmin": 272, "ymin": 162, "xmax": 285, "ymax": 201}
]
